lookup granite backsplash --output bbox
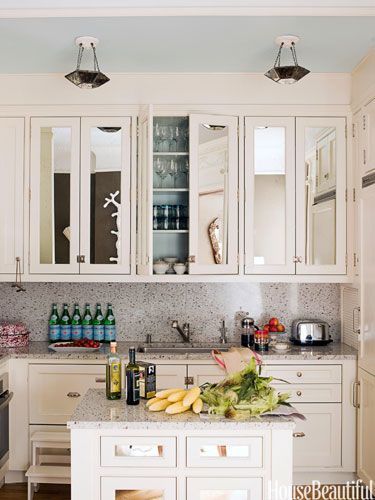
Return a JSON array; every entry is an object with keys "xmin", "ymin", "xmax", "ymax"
[{"xmin": 0, "ymin": 283, "xmax": 341, "ymax": 343}]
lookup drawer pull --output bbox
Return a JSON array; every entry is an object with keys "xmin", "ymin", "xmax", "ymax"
[
  {"xmin": 296, "ymin": 391, "xmax": 302, "ymax": 396},
  {"xmin": 95, "ymin": 377, "xmax": 106, "ymax": 383},
  {"xmin": 296, "ymin": 372, "xmax": 303, "ymax": 378},
  {"xmin": 67, "ymin": 392, "xmax": 81, "ymax": 398},
  {"xmin": 293, "ymin": 432, "xmax": 306, "ymax": 438}
]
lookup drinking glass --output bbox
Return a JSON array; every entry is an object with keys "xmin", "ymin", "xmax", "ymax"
[
  {"xmin": 179, "ymin": 158, "xmax": 189, "ymax": 186},
  {"xmin": 155, "ymin": 158, "xmax": 168, "ymax": 187},
  {"xmin": 168, "ymin": 159, "xmax": 179, "ymax": 188}
]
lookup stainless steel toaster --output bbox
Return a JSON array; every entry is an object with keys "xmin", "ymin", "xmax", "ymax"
[{"xmin": 291, "ymin": 320, "xmax": 332, "ymax": 345}]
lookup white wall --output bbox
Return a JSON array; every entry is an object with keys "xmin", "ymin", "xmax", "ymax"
[{"xmin": 0, "ymin": 72, "xmax": 351, "ymax": 106}]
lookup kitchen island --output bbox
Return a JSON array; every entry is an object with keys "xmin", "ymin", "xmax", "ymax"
[{"xmin": 68, "ymin": 388, "xmax": 295, "ymax": 500}]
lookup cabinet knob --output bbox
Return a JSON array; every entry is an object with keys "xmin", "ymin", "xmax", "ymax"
[
  {"xmin": 187, "ymin": 255, "xmax": 196, "ymax": 263},
  {"xmin": 297, "ymin": 372, "xmax": 303, "ymax": 378},
  {"xmin": 296, "ymin": 391, "xmax": 302, "ymax": 396},
  {"xmin": 67, "ymin": 392, "xmax": 81, "ymax": 398},
  {"xmin": 95, "ymin": 377, "xmax": 106, "ymax": 383},
  {"xmin": 293, "ymin": 432, "xmax": 306, "ymax": 438}
]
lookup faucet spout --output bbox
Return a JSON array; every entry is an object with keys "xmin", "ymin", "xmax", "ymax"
[{"xmin": 171, "ymin": 320, "xmax": 190, "ymax": 343}]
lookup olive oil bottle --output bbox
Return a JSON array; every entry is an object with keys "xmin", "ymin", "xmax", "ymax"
[
  {"xmin": 126, "ymin": 347, "xmax": 140, "ymax": 405},
  {"xmin": 106, "ymin": 342, "xmax": 121, "ymax": 400}
]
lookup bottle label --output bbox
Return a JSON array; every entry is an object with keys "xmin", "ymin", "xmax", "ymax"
[
  {"xmin": 126, "ymin": 371, "xmax": 140, "ymax": 403},
  {"xmin": 104, "ymin": 325, "xmax": 116, "ymax": 342},
  {"xmin": 84, "ymin": 314, "xmax": 92, "ymax": 321},
  {"xmin": 96, "ymin": 315, "xmax": 104, "ymax": 321},
  {"xmin": 49, "ymin": 324, "xmax": 60, "ymax": 342},
  {"xmin": 82, "ymin": 325, "xmax": 93, "ymax": 340},
  {"xmin": 60, "ymin": 325, "xmax": 72, "ymax": 341},
  {"xmin": 73, "ymin": 314, "xmax": 81, "ymax": 322},
  {"xmin": 94, "ymin": 325, "xmax": 104, "ymax": 341},
  {"xmin": 107, "ymin": 315, "xmax": 114, "ymax": 321},
  {"xmin": 50, "ymin": 314, "xmax": 58, "ymax": 321},
  {"xmin": 110, "ymin": 363, "xmax": 121, "ymax": 393},
  {"xmin": 71, "ymin": 325, "xmax": 83, "ymax": 341},
  {"xmin": 61, "ymin": 315, "xmax": 69, "ymax": 322}
]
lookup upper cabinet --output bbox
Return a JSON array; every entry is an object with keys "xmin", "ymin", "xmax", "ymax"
[
  {"xmin": 137, "ymin": 108, "xmax": 238, "ymax": 276},
  {"xmin": 245, "ymin": 116, "xmax": 347, "ymax": 276},
  {"xmin": 0, "ymin": 118, "xmax": 24, "ymax": 274},
  {"xmin": 30, "ymin": 117, "xmax": 131, "ymax": 275}
]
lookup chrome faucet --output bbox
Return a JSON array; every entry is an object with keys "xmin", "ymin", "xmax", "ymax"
[
  {"xmin": 219, "ymin": 320, "xmax": 228, "ymax": 344},
  {"xmin": 171, "ymin": 320, "xmax": 190, "ymax": 343}
]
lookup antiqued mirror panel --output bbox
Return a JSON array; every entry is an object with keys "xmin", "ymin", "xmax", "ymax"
[
  {"xmin": 304, "ymin": 126, "xmax": 336, "ymax": 266},
  {"xmin": 253, "ymin": 126, "xmax": 287, "ymax": 266},
  {"xmin": 197, "ymin": 123, "xmax": 229, "ymax": 266},
  {"xmin": 39, "ymin": 127, "xmax": 72, "ymax": 265},
  {"xmin": 89, "ymin": 126, "xmax": 122, "ymax": 265},
  {"xmin": 115, "ymin": 490, "xmax": 164, "ymax": 499}
]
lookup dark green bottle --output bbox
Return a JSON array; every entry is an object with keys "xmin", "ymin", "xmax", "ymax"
[
  {"xmin": 104, "ymin": 303, "xmax": 116, "ymax": 343},
  {"xmin": 106, "ymin": 342, "xmax": 121, "ymax": 400},
  {"xmin": 82, "ymin": 303, "xmax": 93, "ymax": 340},
  {"xmin": 126, "ymin": 347, "xmax": 140, "ymax": 405},
  {"xmin": 93, "ymin": 303, "xmax": 105, "ymax": 342},
  {"xmin": 71, "ymin": 304, "xmax": 82, "ymax": 341},
  {"xmin": 48, "ymin": 303, "xmax": 60, "ymax": 343},
  {"xmin": 60, "ymin": 304, "xmax": 72, "ymax": 341}
]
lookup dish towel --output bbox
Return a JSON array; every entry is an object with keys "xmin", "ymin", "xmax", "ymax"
[{"xmin": 211, "ymin": 347, "xmax": 262, "ymax": 374}]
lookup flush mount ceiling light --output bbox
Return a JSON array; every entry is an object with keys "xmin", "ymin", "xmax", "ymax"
[
  {"xmin": 65, "ymin": 36, "xmax": 110, "ymax": 89},
  {"xmin": 264, "ymin": 35, "xmax": 310, "ymax": 85}
]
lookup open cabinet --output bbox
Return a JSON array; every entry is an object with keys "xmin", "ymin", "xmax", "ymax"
[{"xmin": 137, "ymin": 107, "xmax": 238, "ymax": 276}]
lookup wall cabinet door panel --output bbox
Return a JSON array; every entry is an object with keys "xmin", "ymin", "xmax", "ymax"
[
  {"xmin": 0, "ymin": 118, "xmax": 24, "ymax": 274},
  {"xmin": 357, "ymin": 368, "xmax": 375, "ymax": 495},
  {"xmin": 245, "ymin": 117, "xmax": 295, "ymax": 275},
  {"xmin": 30, "ymin": 117, "xmax": 80, "ymax": 274}
]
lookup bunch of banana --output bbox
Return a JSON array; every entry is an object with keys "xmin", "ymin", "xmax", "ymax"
[{"xmin": 146, "ymin": 386, "xmax": 203, "ymax": 415}]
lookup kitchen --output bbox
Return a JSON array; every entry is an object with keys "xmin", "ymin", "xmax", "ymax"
[{"xmin": 0, "ymin": 1, "xmax": 374, "ymax": 499}]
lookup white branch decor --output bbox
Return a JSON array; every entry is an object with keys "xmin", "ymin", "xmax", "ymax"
[{"xmin": 103, "ymin": 190, "xmax": 121, "ymax": 263}]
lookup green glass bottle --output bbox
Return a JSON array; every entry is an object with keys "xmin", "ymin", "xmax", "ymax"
[
  {"xmin": 93, "ymin": 303, "xmax": 105, "ymax": 342},
  {"xmin": 126, "ymin": 347, "xmax": 140, "ymax": 405},
  {"xmin": 71, "ymin": 303, "xmax": 82, "ymax": 341},
  {"xmin": 82, "ymin": 303, "xmax": 93, "ymax": 340},
  {"xmin": 60, "ymin": 304, "xmax": 72, "ymax": 341},
  {"xmin": 106, "ymin": 342, "xmax": 121, "ymax": 400},
  {"xmin": 48, "ymin": 303, "xmax": 60, "ymax": 343},
  {"xmin": 104, "ymin": 303, "xmax": 116, "ymax": 343}
]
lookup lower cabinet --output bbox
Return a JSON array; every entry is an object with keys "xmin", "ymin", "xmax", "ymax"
[
  {"xmin": 154, "ymin": 364, "xmax": 187, "ymax": 390},
  {"xmin": 101, "ymin": 476, "xmax": 176, "ymax": 500},
  {"xmin": 357, "ymin": 367, "xmax": 375, "ymax": 493},
  {"xmin": 186, "ymin": 477, "xmax": 263, "ymax": 499}
]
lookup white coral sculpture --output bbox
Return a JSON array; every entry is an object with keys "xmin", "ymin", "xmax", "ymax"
[{"xmin": 103, "ymin": 190, "xmax": 121, "ymax": 263}]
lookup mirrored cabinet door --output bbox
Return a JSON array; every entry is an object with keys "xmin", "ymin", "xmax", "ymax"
[
  {"xmin": 80, "ymin": 117, "xmax": 131, "ymax": 274},
  {"xmin": 296, "ymin": 117, "xmax": 347, "ymax": 274},
  {"xmin": 189, "ymin": 114, "xmax": 238, "ymax": 275},
  {"xmin": 30, "ymin": 117, "xmax": 80, "ymax": 274},
  {"xmin": 244, "ymin": 117, "xmax": 295, "ymax": 274}
]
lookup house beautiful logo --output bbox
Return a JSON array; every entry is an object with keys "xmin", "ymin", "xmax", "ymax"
[{"xmin": 267, "ymin": 480, "xmax": 374, "ymax": 500}]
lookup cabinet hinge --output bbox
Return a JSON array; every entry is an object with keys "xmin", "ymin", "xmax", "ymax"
[
  {"xmin": 237, "ymin": 125, "xmax": 239, "ymax": 137},
  {"xmin": 76, "ymin": 255, "xmax": 85, "ymax": 263},
  {"xmin": 185, "ymin": 376, "xmax": 194, "ymax": 386},
  {"xmin": 345, "ymin": 253, "xmax": 348, "ymax": 266},
  {"xmin": 353, "ymin": 188, "xmax": 356, "ymax": 203},
  {"xmin": 363, "ymin": 115, "xmax": 366, "ymax": 131},
  {"xmin": 345, "ymin": 124, "xmax": 347, "ymax": 139},
  {"xmin": 352, "ymin": 123, "xmax": 356, "ymax": 138},
  {"xmin": 363, "ymin": 149, "xmax": 367, "ymax": 165},
  {"xmin": 354, "ymin": 253, "xmax": 357, "ymax": 267},
  {"xmin": 345, "ymin": 189, "xmax": 348, "ymax": 202},
  {"xmin": 316, "ymin": 150, "xmax": 319, "ymax": 161}
]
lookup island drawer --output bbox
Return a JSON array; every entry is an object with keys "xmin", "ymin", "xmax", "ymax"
[
  {"xmin": 186, "ymin": 436, "xmax": 264, "ymax": 468},
  {"xmin": 262, "ymin": 364, "xmax": 342, "ymax": 384},
  {"xmin": 272, "ymin": 383, "xmax": 341, "ymax": 403},
  {"xmin": 100, "ymin": 436, "xmax": 176, "ymax": 467}
]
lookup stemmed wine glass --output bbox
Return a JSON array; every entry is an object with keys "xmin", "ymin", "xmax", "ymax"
[
  {"xmin": 154, "ymin": 158, "xmax": 168, "ymax": 188},
  {"xmin": 179, "ymin": 158, "xmax": 189, "ymax": 187},
  {"xmin": 168, "ymin": 159, "xmax": 179, "ymax": 188}
]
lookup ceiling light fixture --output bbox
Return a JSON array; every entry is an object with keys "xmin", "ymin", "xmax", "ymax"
[
  {"xmin": 65, "ymin": 36, "xmax": 110, "ymax": 89},
  {"xmin": 264, "ymin": 35, "xmax": 310, "ymax": 85}
]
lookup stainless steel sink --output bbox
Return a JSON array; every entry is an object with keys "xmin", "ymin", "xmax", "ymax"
[{"xmin": 137, "ymin": 344, "xmax": 231, "ymax": 354}]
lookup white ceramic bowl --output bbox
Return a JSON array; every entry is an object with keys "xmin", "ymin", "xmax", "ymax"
[
  {"xmin": 174, "ymin": 263, "xmax": 186, "ymax": 275},
  {"xmin": 153, "ymin": 261, "xmax": 169, "ymax": 274}
]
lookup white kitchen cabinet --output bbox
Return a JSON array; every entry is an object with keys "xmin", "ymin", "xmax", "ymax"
[
  {"xmin": 244, "ymin": 117, "xmax": 295, "ymax": 275},
  {"xmin": 296, "ymin": 117, "xmax": 347, "ymax": 274},
  {"xmin": 137, "ymin": 108, "xmax": 239, "ymax": 276},
  {"xmin": 0, "ymin": 118, "xmax": 24, "ymax": 275},
  {"xmin": 155, "ymin": 364, "xmax": 187, "ymax": 390},
  {"xmin": 361, "ymin": 100, "xmax": 375, "ymax": 177},
  {"xmin": 29, "ymin": 364, "xmax": 106, "ymax": 424},
  {"xmin": 30, "ymin": 117, "xmax": 132, "ymax": 275},
  {"xmin": 357, "ymin": 367, "xmax": 375, "ymax": 495}
]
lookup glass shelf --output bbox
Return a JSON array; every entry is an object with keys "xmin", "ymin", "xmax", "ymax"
[
  {"xmin": 153, "ymin": 230, "xmax": 189, "ymax": 234},
  {"xmin": 153, "ymin": 152, "xmax": 189, "ymax": 156},
  {"xmin": 153, "ymin": 188, "xmax": 189, "ymax": 193}
]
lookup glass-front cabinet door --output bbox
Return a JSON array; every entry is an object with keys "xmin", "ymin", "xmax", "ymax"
[
  {"xmin": 30, "ymin": 117, "xmax": 80, "ymax": 274},
  {"xmin": 244, "ymin": 117, "xmax": 295, "ymax": 274},
  {"xmin": 189, "ymin": 114, "xmax": 238, "ymax": 275},
  {"xmin": 80, "ymin": 117, "xmax": 131, "ymax": 274},
  {"xmin": 296, "ymin": 117, "xmax": 347, "ymax": 274}
]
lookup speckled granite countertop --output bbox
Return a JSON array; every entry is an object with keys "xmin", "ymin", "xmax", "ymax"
[
  {"xmin": 0, "ymin": 341, "xmax": 357, "ymax": 362},
  {"xmin": 67, "ymin": 388, "xmax": 295, "ymax": 430}
]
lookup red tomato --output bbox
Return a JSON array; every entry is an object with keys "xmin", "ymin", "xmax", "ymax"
[
  {"xmin": 263, "ymin": 324, "xmax": 270, "ymax": 332},
  {"xmin": 269, "ymin": 318, "xmax": 279, "ymax": 327},
  {"xmin": 269, "ymin": 326, "xmax": 278, "ymax": 332}
]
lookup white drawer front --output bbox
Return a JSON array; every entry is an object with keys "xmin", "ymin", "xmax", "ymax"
[
  {"xmin": 29, "ymin": 364, "xmax": 106, "ymax": 425},
  {"xmin": 187, "ymin": 436, "xmax": 263, "ymax": 468},
  {"xmin": 292, "ymin": 403, "xmax": 342, "ymax": 468},
  {"xmin": 187, "ymin": 477, "xmax": 263, "ymax": 500},
  {"xmin": 262, "ymin": 364, "xmax": 342, "ymax": 384},
  {"xmin": 101, "ymin": 476, "xmax": 176, "ymax": 500},
  {"xmin": 101, "ymin": 436, "xmax": 176, "ymax": 468},
  {"xmin": 272, "ymin": 383, "xmax": 341, "ymax": 403}
]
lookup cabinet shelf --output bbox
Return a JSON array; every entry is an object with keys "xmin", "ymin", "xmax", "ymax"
[
  {"xmin": 153, "ymin": 188, "xmax": 189, "ymax": 193},
  {"xmin": 153, "ymin": 230, "xmax": 189, "ymax": 234},
  {"xmin": 153, "ymin": 152, "xmax": 189, "ymax": 156}
]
